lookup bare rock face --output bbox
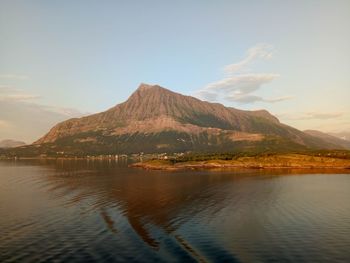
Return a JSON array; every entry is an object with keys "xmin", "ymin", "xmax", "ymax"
[
  {"xmin": 35, "ymin": 84, "xmax": 279, "ymax": 143},
  {"xmin": 33, "ymin": 84, "xmax": 339, "ymax": 153}
]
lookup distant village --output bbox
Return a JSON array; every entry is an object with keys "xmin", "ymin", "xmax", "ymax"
[{"xmin": 0, "ymin": 150, "xmax": 186, "ymax": 161}]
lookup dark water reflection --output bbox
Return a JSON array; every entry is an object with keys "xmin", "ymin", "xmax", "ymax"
[{"xmin": 0, "ymin": 159, "xmax": 350, "ymax": 262}]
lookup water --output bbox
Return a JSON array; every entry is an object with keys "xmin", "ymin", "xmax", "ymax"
[{"xmin": 0, "ymin": 159, "xmax": 350, "ymax": 263}]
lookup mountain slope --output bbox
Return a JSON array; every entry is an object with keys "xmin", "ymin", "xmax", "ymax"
[
  {"xmin": 329, "ymin": 132, "xmax": 350, "ymax": 142},
  {"xmin": 304, "ymin": 130, "xmax": 350, "ymax": 150},
  {"xmin": 14, "ymin": 83, "xmax": 343, "ymax": 155},
  {"xmin": 35, "ymin": 84, "xmax": 281, "ymax": 144}
]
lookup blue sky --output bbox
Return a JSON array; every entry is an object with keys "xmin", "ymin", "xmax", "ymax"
[{"xmin": 0, "ymin": 0, "xmax": 349, "ymax": 142}]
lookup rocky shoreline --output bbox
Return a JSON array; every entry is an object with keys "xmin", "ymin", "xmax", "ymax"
[{"xmin": 130, "ymin": 154, "xmax": 350, "ymax": 171}]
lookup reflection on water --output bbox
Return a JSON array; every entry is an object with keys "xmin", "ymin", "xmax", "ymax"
[{"xmin": 0, "ymin": 159, "xmax": 350, "ymax": 262}]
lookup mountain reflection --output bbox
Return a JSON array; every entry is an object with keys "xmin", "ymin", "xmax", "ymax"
[
  {"xmin": 2, "ymin": 159, "xmax": 350, "ymax": 262},
  {"xmin": 17, "ymin": 157, "xmax": 348, "ymax": 253},
  {"xmin": 36, "ymin": 159, "xmax": 241, "ymax": 249}
]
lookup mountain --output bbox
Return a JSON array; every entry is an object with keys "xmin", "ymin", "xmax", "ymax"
[
  {"xmin": 304, "ymin": 130, "xmax": 350, "ymax": 150},
  {"xmin": 328, "ymin": 132, "xmax": 350, "ymax": 142},
  {"xmin": 0, "ymin": 139, "xmax": 26, "ymax": 148},
  {"xmin": 6, "ymin": 84, "xmax": 345, "ymax": 156}
]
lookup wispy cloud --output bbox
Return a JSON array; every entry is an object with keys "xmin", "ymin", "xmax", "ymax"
[
  {"xmin": 206, "ymin": 74, "xmax": 279, "ymax": 94},
  {"xmin": 304, "ymin": 112, "xmax": 344, "ymax": 120},
  {"xmin": 277, "ymin": 111, "xmax": 350, "ymax": 133},
  {"xmin": 195, "ymin": 44, "xmax": 293, "ymax": 104},
  {"xmin": 228, "ymin": 94, "xmax": 294, "ymax": 104},
  {"xmin": 264, "ymin": 96, "xmax": 294, "ymax": 103},
  {"xmin": 0, "ymin": 100, "xmax": 86, "ymax": 142},
  {"xmin": 41, "ymin": 105, "xmax": 89, "ymax": 117},
  {"xmin": 277, "ymin": 111, "xmax": 344, "ymax": 120},
  {"xmin": 0, "ymin": 84, "xmax": 87, "ymax": 142},
  {"xmin": 0, "ymin": 74, "xmax": 29, "ymax": 80},
  {"xmin": 0, "ymin": 85, "xmax": 16, "ymax": 92},
  {"xmin": 0, "ymin": 85, "xmax": 40, "ymax": 102},
  {"xmin": 0, "ymin": 94, "xmax": 41, "ymax": 102},
  {"xmin": 224, "ymin": 44, "xmax": 273, "ymax": 74},
  {"xmin": 314, "ymin": 122, "xmax": 350, "ymax": 133}
]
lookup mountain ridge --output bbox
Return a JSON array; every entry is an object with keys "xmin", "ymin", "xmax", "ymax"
[
  {"xmin": 304, "ymin": 130, "xmax": 350, "ymax": 150},
  {"xmin": 35, "ymin": 84, "xmax": 282, "ymax": 144},
  {"xmin": 14, "ymin": 83, "xmax": 346, "ymax": 155}
]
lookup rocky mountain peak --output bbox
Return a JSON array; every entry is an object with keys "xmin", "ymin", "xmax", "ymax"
[
  {"xmin": 136, "ymin": 83, "xmax": 160, "ymax": 91},
  {"xmin": 33, "ymin": 83, "xmax": 337, "ymax": 152}
]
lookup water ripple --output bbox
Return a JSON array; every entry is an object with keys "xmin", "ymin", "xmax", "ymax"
[{"xmin": 0, "ymin": 160, "xmax": 350, "ymax": 262}]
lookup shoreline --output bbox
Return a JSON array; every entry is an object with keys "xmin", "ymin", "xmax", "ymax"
[
  {"xmin": 2, "ymin": 153, "xmax": 350, "ymax": 173},
  {"xmin": 130, "ymin": 154, "xmax": 350, "ymax": 172},
  {"xmin": 131, "ymin": 162, "xmax": 350, "ymax": 171}
]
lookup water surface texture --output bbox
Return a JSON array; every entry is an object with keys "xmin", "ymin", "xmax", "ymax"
[{"xmin": 0, "ymin": 160, "xmax": 350, "ymax": 262}]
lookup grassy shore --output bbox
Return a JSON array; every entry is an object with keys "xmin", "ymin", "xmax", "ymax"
[{"xmin": 131, "ymin": 153, "xmax": 350, "ymax": 171}]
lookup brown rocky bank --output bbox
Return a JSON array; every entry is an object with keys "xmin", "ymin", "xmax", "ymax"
[{"xmin": 131, "ymin": 154, "xmax": 350, "ymax": 171}]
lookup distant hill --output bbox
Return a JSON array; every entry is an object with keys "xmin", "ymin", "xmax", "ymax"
[
  {"xmin": 304, "ymin": 130, "xmax": 350, "ymax": 150},
  {"xmin": 328, "ymin": 132, "xmax": 350, "ymax": 142},
  {"xmin": 4, "ymin": 84, "xmax": 347, "ymax": 156},
  {"xmin": 0, "ymin": 139, "xmax": 26, "ymax": 148}
]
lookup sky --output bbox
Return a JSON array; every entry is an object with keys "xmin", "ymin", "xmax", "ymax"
[{"xmin": 0, "ymin": 0, "xmax": 349, "ymax": 143}]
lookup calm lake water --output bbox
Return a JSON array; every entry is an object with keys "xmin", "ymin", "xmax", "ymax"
[{"xmin": 0, "ymin": 160, "xmax": 350, "ymax": 263}]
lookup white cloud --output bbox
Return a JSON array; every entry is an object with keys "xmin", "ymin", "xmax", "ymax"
[
  {"xmin": 227, "ymin": 94, "xmax": 293, "ymax": 104},
  {"xmin": 224, "ymin": 43, "xmax": 273, "ymax": 74},
  {"xmin": 195, "ymin": 44, "xmax": 292, "ymax": 104},
  {"xmin": 227, "ymin": 94, "xmax": 263, "ymax": 103},
  {"xmin": 205, "ymin": 73, "xmax": 279, "ymax": 95}
]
